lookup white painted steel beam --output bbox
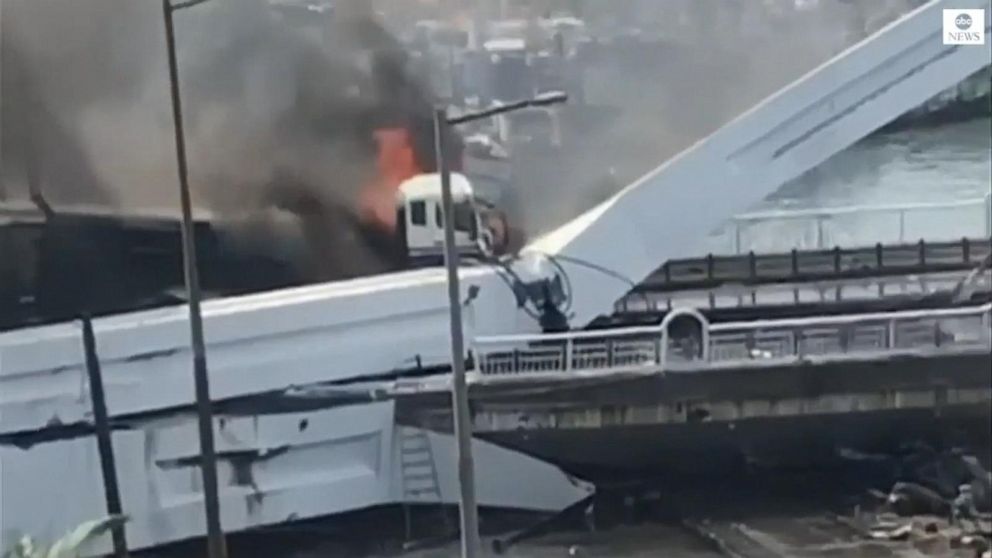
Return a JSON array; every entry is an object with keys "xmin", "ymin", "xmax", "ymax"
[
  {"xmin": 0, "ymin": 263, "xmax": 535, "ymax": 435},
  {"xmin": 526, "ymin": 0, "xmax": 992, "ymax": 326},
  {"xmin": 0, "ymin": 270, "xmax": 451, "ymax": 434},
  {"xmin": 0, "ymin": 401, "xmax": 593, "ymax": 555}
]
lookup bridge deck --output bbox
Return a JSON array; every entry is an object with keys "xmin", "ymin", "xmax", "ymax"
[
  {"xmin": 461, "ymin": 352, "xmax": 991, "ymax": 474},
  {"xmin": 470, "ymin": 303, "xmax": 992, "ymax": 382},
  {"xmin": 396, "ymin": 308, "xmax": 991, "ymax": 474}
]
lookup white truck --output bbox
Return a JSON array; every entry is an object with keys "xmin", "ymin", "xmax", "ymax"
[{"xmin": 395, "ymin": 172, "xmax": 511, "ymax": 266}]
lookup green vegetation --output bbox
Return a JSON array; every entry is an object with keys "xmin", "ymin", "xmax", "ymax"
[{"xmin": 3, "ymin": 516, "xmax": 128, "ymax": 558}]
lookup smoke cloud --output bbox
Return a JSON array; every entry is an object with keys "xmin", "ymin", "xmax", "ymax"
[
  {"xmin": 1, "ymin": 0, "xmax": 443, "ymax": 280},
  {"xmin": 0, "ymin": 0, "xmax": 928, "ymax": 281},
  {"xmin": 4, "ymin": 0, "xmax": 399, "ymax": 205}
]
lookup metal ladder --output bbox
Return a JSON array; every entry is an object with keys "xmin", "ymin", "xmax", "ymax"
[{"xmin": 399, "ymin": 426, "xmax": 450, "ymax": 541}]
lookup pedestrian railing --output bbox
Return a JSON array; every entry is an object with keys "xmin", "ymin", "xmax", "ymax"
[
  {"xmin": 472, "ymin": 303, "xmax": 992, "ymax": 377},
  {"xmin": 725, "ymin": 194, "xmax": 992, "ymax": 255},
  {"xmin": 474, "ymin": 325, "xmax": 665, "ymax": 376}
]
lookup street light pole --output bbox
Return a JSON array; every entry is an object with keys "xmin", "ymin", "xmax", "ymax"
[
  {"xmin": 161, "ymin": 2, "xmax": 227, "ymax": 557},
  {"xmin": 446, "ymin": 91, "xmax": 569, "ymax": 125},
  {"xmin": 435, "ymin": 91, "xmax": 567, "ymax": 557},
  {"xmin": 434, "ymin": 107, "xmax": 482, "ymax": 558}
]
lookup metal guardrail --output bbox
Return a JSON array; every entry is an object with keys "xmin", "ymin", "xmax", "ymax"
[
  {"xmin": 473, "ymin": 304, "xmax": 992, "ymax": 377},
  {"xmin": 727, "ymin": 194, "xmax": 992, "ymax": 254},
  {"xmin": 615, "ymin": 237, "xmax": 992, "ymax": 314},
  {"xmin": 639, "ymin": 237, "xmax": 991, "ymax": 291},
  {"xmin": 621, "ymin": 272, "xmax": 992, "ymax": 316}
]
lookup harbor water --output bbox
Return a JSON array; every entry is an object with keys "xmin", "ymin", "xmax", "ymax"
[{"xmin": 709, "ymin": 117, "xmax": 992, "ymax": 254}]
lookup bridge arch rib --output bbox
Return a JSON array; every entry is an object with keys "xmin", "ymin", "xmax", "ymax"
[{"xmin": 520, "ymin": 0, "xmax": 991, "ymax": 329}]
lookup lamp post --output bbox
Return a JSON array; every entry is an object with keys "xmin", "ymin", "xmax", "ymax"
[
  {"xmin": 161, "ymin": 1, "xmax": 227, "ymax": 558},
  {"xmin": 434, "ymin": 91, "xmax": 567, "ymax": 558}
]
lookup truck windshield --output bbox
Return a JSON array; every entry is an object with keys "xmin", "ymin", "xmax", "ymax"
[
  {"xmin": 455, "ymin": 202, "xmax": 477, "ymax": 237},
  {"xmin": 434, "ymin": 202, "xmax": 478, "ymax": 237}
]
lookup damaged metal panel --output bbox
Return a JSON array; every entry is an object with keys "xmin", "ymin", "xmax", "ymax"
[
  {"xmin": 0, "ymin": 241, "xmax": 545, "ymax": 436},
  {"xmin": 1, "ymin": 402, "xmax": 398, "ymax": 554},
  {"xmin": 0, "ymin": 276, "xmax": 463, "ymax": 434},
  {"xmin": 1, "ymin": 397, "xmax": 594, "ymax": 555},
  {"xmin": 392, "ymin": 427, "xmax": 595, "ymax": 512}
]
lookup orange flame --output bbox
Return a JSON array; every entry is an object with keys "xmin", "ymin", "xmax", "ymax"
[{"xmin": 359, "ymin": 127, "xmax": 424, "ymax": 233}]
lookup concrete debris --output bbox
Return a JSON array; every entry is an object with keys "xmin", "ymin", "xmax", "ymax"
[
  {"xmin": 850, "ymin": 445, "xmax": 992, "ymax": 557},
  {"xmin": 869, "ymin": 521, "xmax": 913, "ymax": 540},
  {"xmin": 888, "ymin": 481, "xmax": 953, "ymax": 517},
  {"xmin": 956, "ymin": 484, "xmax": 982, "ymax": 523},
  {"xmin": 862, "ymin": 514, "xmax": 992, "ymax": 556},
  {"xmin": 894, "ymin": 445, "xmax": 992, "ymax": 511}
]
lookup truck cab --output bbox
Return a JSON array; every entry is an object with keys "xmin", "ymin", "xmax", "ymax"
[{"xmin": 396, "ymin": 172, "xmax": 507, "ymax": 267}]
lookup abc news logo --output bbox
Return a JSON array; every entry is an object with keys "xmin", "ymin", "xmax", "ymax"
[{"xmin": 943, "ymin": 9, "xmax": 985, "ymax": 45}]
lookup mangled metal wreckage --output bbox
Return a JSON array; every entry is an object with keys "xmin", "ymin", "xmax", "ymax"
[{"xmin": 0, "ymin": 365, "xmax": 591, "ymax": 553}]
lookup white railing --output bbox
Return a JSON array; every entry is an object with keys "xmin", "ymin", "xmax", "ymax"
[
  {"xmin": 726, "ymin": 194, "xmax": 992, "ymax": 254},
  {"xmin": 474, "ymin": 325, "xmax": 665, "ymax": 376},
  {"xmin": 473, "ymin": 304, "xmax": 992, "ymax": 377}
]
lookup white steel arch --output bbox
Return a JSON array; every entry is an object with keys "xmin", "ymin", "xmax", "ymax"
[{"xmin": 525, "ymin": 0, "xmax": 991, "ymax": 327}]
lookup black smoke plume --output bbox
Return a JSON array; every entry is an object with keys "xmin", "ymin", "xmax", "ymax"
[{"xmin": 1, "ymin": 0, "xmax": 456, "ymax": 282}]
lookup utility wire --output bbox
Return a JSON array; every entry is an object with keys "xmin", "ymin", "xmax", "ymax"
[
  {"xmin": 171, "ymin": 0, "xmax": 213, "ymax": 11},
  {"xmin": 528, "ymin": 251, "xmax": 654, "ymax": 311}
]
